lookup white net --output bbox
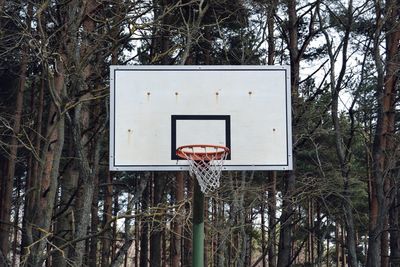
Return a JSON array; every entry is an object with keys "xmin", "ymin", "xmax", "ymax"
[{"xmin": 177, "ymin": 145, "xmax": 229, "ymax": 194}]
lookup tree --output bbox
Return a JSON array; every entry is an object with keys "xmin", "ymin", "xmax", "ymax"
[
  {"xmin": 0, "ymin": 0, "xmax": 399, "ymax": 266},
  {"xmin": 368, "ymin": 0, "xmax": 400, "ymax": 266},
  {"xmin": 317, "ymin": 1, "xmax": 360, "ymax": 265}
]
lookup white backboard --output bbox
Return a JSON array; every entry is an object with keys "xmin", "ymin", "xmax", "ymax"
[{"xmin": 110, "ymin": 65, "xmax": 292, "ymax": 171}]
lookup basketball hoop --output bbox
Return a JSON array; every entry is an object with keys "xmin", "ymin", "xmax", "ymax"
[{"xmin": 176, "ymin": 144, "xmax": 230, "ymax": 193}]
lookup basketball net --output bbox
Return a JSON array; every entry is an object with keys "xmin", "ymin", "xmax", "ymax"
[{"xmin": 176, "ymin": 145, "xmax": 230, "ymax": 193}]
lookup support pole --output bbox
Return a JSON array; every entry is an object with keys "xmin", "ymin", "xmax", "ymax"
[{"xmin": 193, "ymin": 179, "xmax": 204, "ymax": 267}]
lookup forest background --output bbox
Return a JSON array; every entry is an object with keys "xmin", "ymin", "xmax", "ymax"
[{"xmin": 0, "ymin": 0, "xmax": 399, "ymax": 266}]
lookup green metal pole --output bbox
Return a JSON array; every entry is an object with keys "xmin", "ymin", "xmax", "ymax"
[{"xmin": 192, "ymin": 179, "xmax": 204, "ymax": 267}]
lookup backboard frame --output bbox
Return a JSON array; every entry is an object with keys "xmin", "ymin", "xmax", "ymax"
[{"xmin": 110, "ymin": 65, "xmax": 292, "ymax": 171}]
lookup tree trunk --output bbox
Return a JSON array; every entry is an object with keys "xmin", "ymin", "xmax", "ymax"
[
  {"xmin": 89, "ymin": 167, "xmax": 100, "ymax": 267},
  {"xmin": 307, "ymin": 200, "xmax": 312, "ymax": 263},
  {"xmin": 266, "ymin": 1, "xmax": 277, "ymax": 264},
  {"xmin": 389, "ymin": 190, "xmax": 400, "ymax": 266},
  {"xmin": 268, "ymin": 172, "xmax": 277, "ymax": 267},
  {"xmin": 183, "ymin": 177, "xmax": 193, "ymax": 266},
  {"xmin": 24, "ymin": 52, "xmax": 66, "ymax": 266},
  {"xmin": 277, "ymin": 0, "xmax": 298, "ymax": 265},
  {"xmin": 150, "ymin": 174, "xmax": 166, "ymax": 267},
  {"xmin": 140, "ymin": 179, "xmax": 150, "ymax": 267},
  {"xmin": 367, "ymin": 0, "xmax": 399, "ymax": 265},
  {"xmin": 267, "ymin": 0, "xmax": 276, "ymax": 65},
  {"xmin": 335, "ymin": 222, "xmax": 340, "ymax": 267},
  {"xmin": 52, "ymin": 162, "xmax": 79, "ymax": 267},
  {"xmin": 277, "ymin": 172, "xmax": 295, "ymax": 267},
  {"xmin": 216, "ymin": 198, "xmax": 226, "ymax": 267},
  {"xmin": 112, "ymin": 182, "xmax": 119, "ymax": 259},
  {"xmin": 172, "ymin": 172, "xmax": 184, "ymax": 266},
  {"xmin": 0, "ymin": 20, "xmax": 29, "ymax": 259},
  {"xmin": 70, "ymin": 0, "xmax": 99, "ymax": 263},
  {"xmin": 367, "ymin": 2, "xmax": 386, "ymax": 265},
  {"xmin": 70, "ymin": 101, "xmax": 96, "ymax": 266},
  {"xmin": 135, "ymin": 201, "xmax": 140, "ymax": 266},
  {"xmin": 101, "ymin": 172, "xmax": 113, "ymax": 267},
  {"xmin": 260, "ymin": 192, "xmax": 266, "ymax": 267},
  {"xmin": 382, "ymin": 215, "xmax": 389, "ymax": 267},
  {"xmin": 385, "ymin": 1, "xmax": 400, "ymax": 266},
  {"xmin": 11, "ymin": 176, "xmax": 21, "ymax": 267},
  {"xmin": 20, "ymin": 68, "xmax": 45, "ymax": 263},
  {"xmin": 88, "ymin": 120, "xmax": 102, "ymax": 266}
]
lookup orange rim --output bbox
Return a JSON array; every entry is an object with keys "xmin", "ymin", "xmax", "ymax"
[{"xmin": 176, "ymin": 144, "xmax": 230, "ymax": 161}]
